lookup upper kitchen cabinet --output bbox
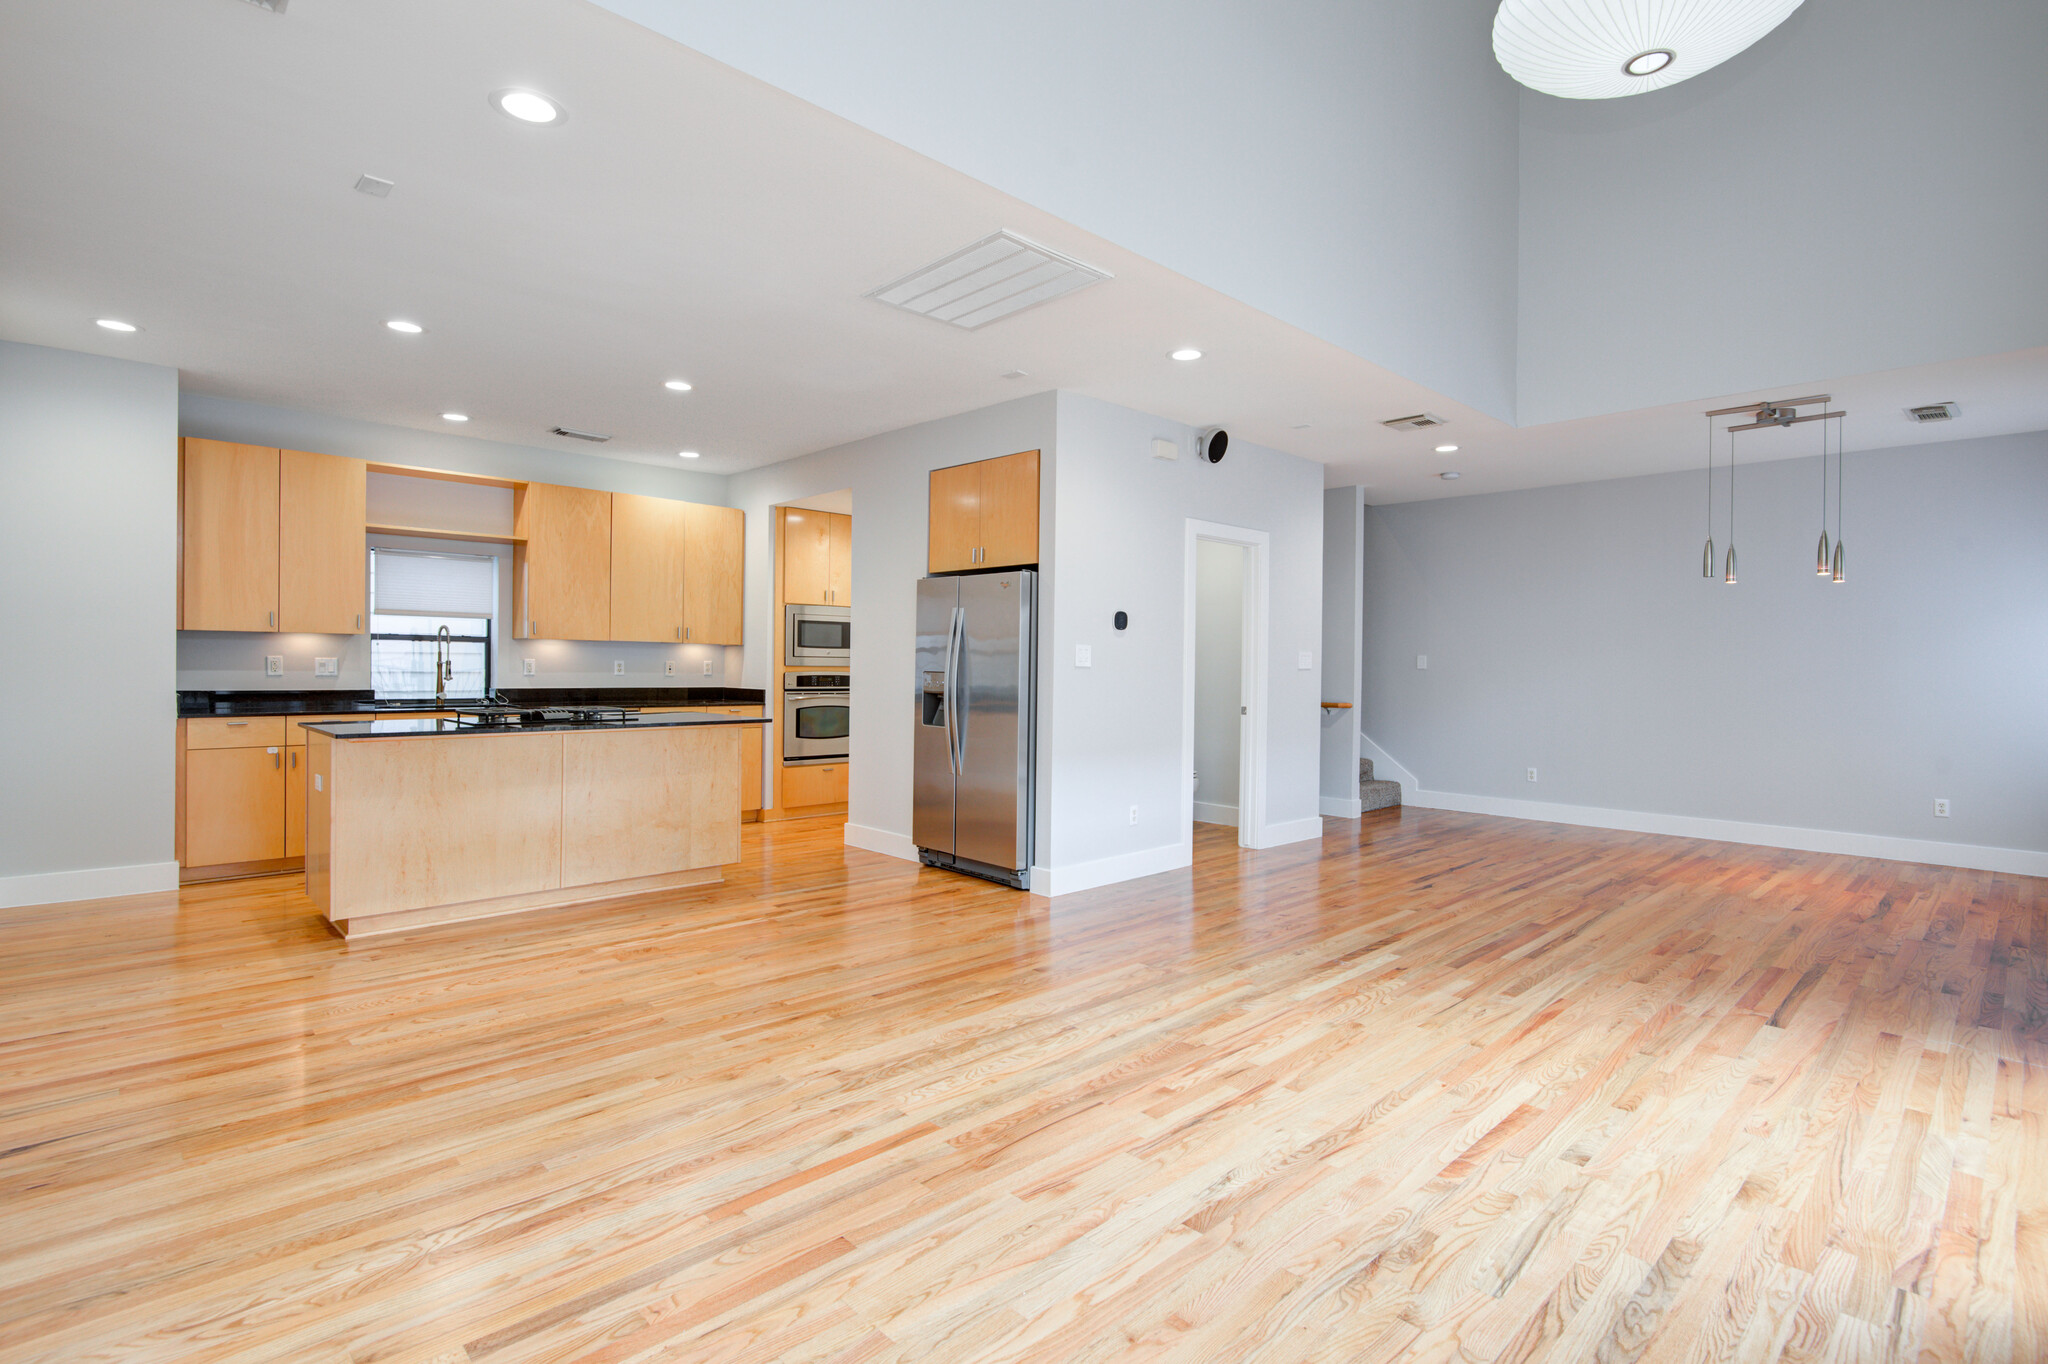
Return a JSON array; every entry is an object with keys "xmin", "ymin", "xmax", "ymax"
[
  {"xmin": 181, "ymin": 439, "xmax": 280, "ymax": 631},
  {"xmin": 610, "ymin": 493, "xmax": 687, "ymax": 642},
  {"xmin": 927, "ymin": 449, "xmax": 1039, "ymax": 574},
  {"xmin": 279, "ymin": 448, "xmax": 367, "ymax": 633},
  {"xmin": 180, "ymin": 439, "xmax": 365, "ymax": 632},
  {"xmin": 514, "ymin": 482, "xmax": 610, "ymax": 640},
  {"xmin": 780, "ymin": 507, "xmax": 849, "ymax": 605},
  {"xmin": 681, "ymin": 502, "xmax": 744, "ymax": 643}
]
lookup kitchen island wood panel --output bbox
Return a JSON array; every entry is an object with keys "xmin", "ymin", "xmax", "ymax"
[{"xmin": 561, "ymin": 726, "xmax": 737, "ymax": 883}]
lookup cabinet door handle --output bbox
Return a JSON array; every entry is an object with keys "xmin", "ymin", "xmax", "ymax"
[
  {"xmin": 268, "ymin": 609, "xmax": 276, "ymax": 628},
  {"xmin": 356, "ymin": 613, "xmax": 362, "ymax": 630},
  {"xmin": 289, "ymin": 749, "xmax": 298, "ymax": 769},
  {"xmin": 227, "ymin": 720, "xmax": 248, "ymax": 727},
  {"xmin": 270, "ymin": 747, "xmax": 280, "ymax": 768}
]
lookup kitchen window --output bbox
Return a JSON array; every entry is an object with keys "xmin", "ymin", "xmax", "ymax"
[{"xmin": 369, "ymin": 549, "xmax": 497, "ymax": 701}]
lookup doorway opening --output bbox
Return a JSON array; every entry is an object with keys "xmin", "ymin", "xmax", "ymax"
[
  {"xmin": 1192, "ymin": 540, "xmax": 1246, "ymax": 829},
  {"xmin": 1180, "ymin": 520, "xmax": 1269, "ymax": 850}
]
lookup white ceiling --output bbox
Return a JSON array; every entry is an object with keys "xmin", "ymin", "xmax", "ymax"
[{"xmin": 2, "ymin": 0, "xmax": 2041, "ymax": 505}]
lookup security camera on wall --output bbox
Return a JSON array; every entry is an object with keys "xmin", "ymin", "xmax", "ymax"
[{"xmin": 1197, "ymin": 428, "xmax": 1229, "ymax": 463}]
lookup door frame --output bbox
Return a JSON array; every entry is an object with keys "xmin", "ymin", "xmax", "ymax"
[{"xmin": 1181, "ymin": 519, "xmax": 1270, "ymax": 851}]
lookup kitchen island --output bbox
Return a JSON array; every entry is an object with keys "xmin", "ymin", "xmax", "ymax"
[{"xmin": 302, "ymin": 714, "xmax": 770, "ymax": 939}]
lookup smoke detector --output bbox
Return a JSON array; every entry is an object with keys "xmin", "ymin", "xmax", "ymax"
[
  {"xmin": 549, "ymin": 427, "xmax": 611, "ymax": 443},
  {"xmin": 1906, "ymin": 402, "xmax": 1958, "ymax": 423},
  {"xmin": 1381, "ymin": 412, "xmax": 1447, "ymax": 431},
  {"xmin": 868, "ymin": 230, "xmax": 1110, "ymax": 329}
]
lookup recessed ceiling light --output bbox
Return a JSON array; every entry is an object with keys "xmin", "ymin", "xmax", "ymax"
[
  {"xmin": 385, "ymin": 319, "xmax": 424, "ymax": 334},
  {"xmin": 96, "ymin": 318, "xmax": 138, "ymax": 332},
  {"xmin": 1623, "ymin": 49, "xmax": 1675, "ymax": 76},
  {"xmin": 490, "ymin": 89, "xmax": 564, "ymax": 125},
  {"xmin": 1440, "ymin": 471, "xmax": 1463, "ymax": 480},
  {"xmin": 1435, "ymin": 444, "xmax": 1459, "ymax": 453},
  {"xmin": 1170, "ymin": 348, "xmax": 1203, "ymax": 362},
  {"xmin": 441, "ymin": 413, "xmax": 469, "ymax": 423},
  {"xmin": 678, "ymin": 450, "xmax": 701, "ymax": 460},
  {"xmin": 663, "ymin": 380, "xmax": 693, "ymax": 392}
]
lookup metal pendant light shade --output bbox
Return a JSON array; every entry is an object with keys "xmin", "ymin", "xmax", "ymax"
[
  {"xmin": 1703, "ymin": 538, "xmax": 1715, "ymax": 578},
  {"xmin": 1831, "ymin": 541, "xmax": 1844, "ymax": 583},
  {"xmin": 1723, "ymin": 544, "xmax": 1737, "ymax": 584},
  {"xmin": 1815, "ymin": 530, "xmax": 1830, "ymax": 575}
]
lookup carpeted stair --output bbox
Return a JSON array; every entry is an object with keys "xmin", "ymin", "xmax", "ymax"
[{"xmin": 1360, "ymin": 758, "xmax": 1402, "ymax": 813}]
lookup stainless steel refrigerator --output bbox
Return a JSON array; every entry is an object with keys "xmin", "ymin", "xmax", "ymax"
[{"xmin": 915, "ymin": 570, "xmax": 1035, "ymax": 888}]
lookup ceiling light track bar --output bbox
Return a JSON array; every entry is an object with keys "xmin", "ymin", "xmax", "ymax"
[
  {"xmin": 1725, "ymin": 410, "xmax": 1844, "ymax": 433},
  {"xmin": 1701, "ymin": 393, "xmax": 1833, "ymax": 418}
]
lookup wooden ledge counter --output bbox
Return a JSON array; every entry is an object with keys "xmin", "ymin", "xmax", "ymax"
[{"xmin": 301, "ymin": 715, "xmax": 770, "ymax": 939}]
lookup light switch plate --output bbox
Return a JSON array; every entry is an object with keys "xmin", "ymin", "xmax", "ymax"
[
  {"xmin": 1297, "ymin": 650, "xmax": 1314, "ymax": 670},
  {"xmin": 1075, "ymin": 644, "xmax": 1092, "ymax": 668},
  {"xmin": 1416, "ymin": 654, "xmax": 1428, "ymax": 669},
  {"xmin": 313, "ymin": 656, "xmax": 337, "ymax": 677},
  {"xmin": 1151, "ymin": 437, "xmax": 1178, "ymax": 461},
  {"xmin": 313, "ymin": 774, "xmax": 322, "ymax": 792},
  {"xmin": 522, "ymin": 658, "xmax": 536, "ymax": 676},
  {"xmin": 664, "ymin": 660, "xmax": 676, "ymax": 676},
  {"xmin": 265, "ymin": 655, "xmax": 283, "ymax": 676}
]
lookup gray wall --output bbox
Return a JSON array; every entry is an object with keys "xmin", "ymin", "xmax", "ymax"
[
  {"xmin": 1518, "ymin": 0, "xmax": 2048, "ymax": 423},
  {"xmin": 1, "ymin": 341, "xmax": 180, "ymax": 902},
  {"xmin": 1362, "ymin": 431, "xmax": 2048, "ymax": 856},
  {"xmin": 1192, "ymin": 539, "xmax": 1245, "ymax": 824},
  {"xmin": 593, "ymin": 0, "xmax": 1523, "ymax": 422},
  {"xmin": 1320, "ymin": 486, "xmax": 1364, "ymax": 805},
  {"xmin": 176, "ymin": 394, "xmax": 740, "ymax": 693}
]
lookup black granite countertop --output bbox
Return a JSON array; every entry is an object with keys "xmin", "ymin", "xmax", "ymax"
[
  {"xmin": 178, "ymin": 687, "xmax": 766, "ymax": 717},
  {"xmin": 306, "ymin": 714, "xmax": 772, "ymax": 739}
]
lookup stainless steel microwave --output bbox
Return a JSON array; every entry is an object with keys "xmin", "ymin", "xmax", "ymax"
[{"xmin": 784, "ymin": 603, "xmax": 850, "ymax": 667}]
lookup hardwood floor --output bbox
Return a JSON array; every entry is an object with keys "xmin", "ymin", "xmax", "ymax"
[{"xmin": 1, "ymin": 810, "xmax": 2041, "ymax": 1362}]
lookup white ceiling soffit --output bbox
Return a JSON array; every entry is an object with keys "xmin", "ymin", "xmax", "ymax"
[{"xmin": 868, "ymin": 231, "xmax": 1108, "ymax": 329}]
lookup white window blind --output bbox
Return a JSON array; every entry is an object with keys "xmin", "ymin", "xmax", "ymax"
[{"xmin": 371, "ymin": 548, "xmax": 496, "ymax": 617}]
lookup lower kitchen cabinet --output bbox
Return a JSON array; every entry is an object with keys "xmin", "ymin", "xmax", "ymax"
[
  {"xmin": 185, "ymin": 745, "xmax": 286, "ymax": 867},
  {"xmin": 285, "ymin": 746, "xmax": 307, "ymax": 859},
  {"xmin": 780, "ymin": 761, "xmax": 847, "ymax": 808},
  {"xmin": 639, "ymin": 706, "xmax": 764, "ymax": 815}
]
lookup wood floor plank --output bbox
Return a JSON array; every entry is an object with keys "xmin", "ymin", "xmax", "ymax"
[{"xmin": 0, "ymin": 810, "xmax": 2040, "ymax": 1362}]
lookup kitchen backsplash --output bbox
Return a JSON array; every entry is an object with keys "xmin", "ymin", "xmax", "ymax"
[{"xmin": 175, "ymin": 631, "xmax": 743, "ymax": 692}]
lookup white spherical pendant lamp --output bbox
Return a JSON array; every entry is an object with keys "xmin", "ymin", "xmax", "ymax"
[{"xmin": 1493, "ymin": 0, "xmax": 1804, "ymax": 99}]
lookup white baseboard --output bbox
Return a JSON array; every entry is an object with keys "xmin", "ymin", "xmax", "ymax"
[
  {"xmin": 1030, "ymin": 840, "xmax": 1192, "ymax": 897},
  {"xmin": 1320, "ymin": 796, "xmax": 1363, "ymax": 818},
  {"xmin": 1407, "ymin": 789, "xmax": 2048, "ymax": 878},
  {"xmin": 0, "ymin": 860, "xmax": 180, "ymax": 910},
  {"xmin": 843, "ymin": 823, "xmax": 919, "ymax": 863},
  {"xmin": 1245, "ymin": 816, "xmax": 1325, "ymax": 850},
  {"xmin": 1193, "ymin": 801, "xmax": 1240, "ymax": 827}
]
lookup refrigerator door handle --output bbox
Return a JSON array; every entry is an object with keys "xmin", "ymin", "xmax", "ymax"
[
  {"xmin": 951, "ymin": 606, "xmax": 969, "ymax": 773},
  {"xmin": 944, "ymin": 606, "xmax": 965, "ymax": 774}
]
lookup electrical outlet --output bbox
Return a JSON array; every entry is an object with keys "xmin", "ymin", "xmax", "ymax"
[
  {"xmin": 522, "ymin": 658, "xmax": 536, "ymax": 676},
  {"xmin": 613, "ymin": 660, "xmax": 625, "ymax": 676},
  {"xmin": 1129, "ymin": 805, "xmax": 1139, "ymax": 825},
  {"xmin": 1526, "ymin": 767, "xmax": 1538, "ymax": 782},
  {"xmin": 1934, "ymin": 798, "xmax": 1950, "ymax": 817},
  {"xmin": 313, "ymin": 656, "xmax": 337, "ymax": 677},
  {"xmin": 702, "ymin": 660, "xmax": 713, "ymax": 676},
  {"xmin": 265, "ymin": 655, "xmax": 283, "ymax": 676},
  {"xmin": 1416, "ymin": 654, "xmax": 1428, "ymax": 670},
  {"xmin": 1075, "ymin": 644, "xmax": 1092, "ymax": 668},
  {"xmin": 1298, "ymin": 650, "xmax": 1314, "ymax": 670}
]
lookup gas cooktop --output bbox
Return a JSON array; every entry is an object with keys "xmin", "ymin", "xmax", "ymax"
[{"xmin": 450, "ymin": 704, "xmax": 642, "ymax": 728}]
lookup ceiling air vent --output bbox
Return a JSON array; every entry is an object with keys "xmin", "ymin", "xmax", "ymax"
[
  {"xmin": 1906, "ymin": 402, "xmax": 1958, "ymax": 423},
  {"xmin": 868, "ymin": 230, "xmax": 1110, "ymax": 329},
  {"xmin": 550, "ymin": 427, "xmax": 611, "ymax": 443},
  {"xmin": 1381, "ymin": 412, "xmax": 1447, "ymax": 431}
]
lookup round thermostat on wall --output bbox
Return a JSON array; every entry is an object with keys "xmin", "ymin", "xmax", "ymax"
[{"xmin": 1198, "ymin": 428, "xmax": 1229, "ymax": 463}]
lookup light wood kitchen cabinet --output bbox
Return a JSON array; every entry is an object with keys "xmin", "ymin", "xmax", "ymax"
[
  {"xmin": 279, "ymin": 448, "xmax": 367, "ymax": 633},
  {"xmin": 610, "ymin": 493, "xmax": 687, "ymax": 642},
  {"xmin": 781, "ymin": 761, "xmax": 847, "ymax": 808},
  {"xmin": 927, "ymin": 449, "xmax": 1038, "ymax": 573},
  {"xmin": 681, "ymin": 502, "xmax": 745, "ymax": 642},
  {"xmin": 182, "ymin": 439, "xmax": 280, "ymax": 631},
  {"xmin": 514, "ymin": 482, "xmax": 611, "ymax": 640},
  {"xmin": 285, "ymin": 744, "xmax": 307, "ymax": 858},
  {"xmin": 638, "ymin": 706, "xmax": 764, "ymax": 815},
  {"xmin": 186, "ymin": 745, "xmax": 285, "ymax": 866},
  {"xmin": 781, "ymin": 507, "xmax": 850, "ymax": 605},
  {"xmin": 180, "ymin": 440, "xmax": 367, "ymax": 633}
]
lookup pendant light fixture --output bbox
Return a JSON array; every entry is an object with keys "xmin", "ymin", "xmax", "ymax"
[
  {"xmin": 1695, "ymin": 394, "xmax": 1852, "ymax": 583},
  {"xmin": 1723, "ymin": 428, "xmax": 1738, "ymax": 584},
  {"xmin": 1493, "ymin": 0, "xmax": 1805, "ymax": 100}
]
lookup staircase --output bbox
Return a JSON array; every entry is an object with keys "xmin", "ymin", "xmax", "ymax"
[{"xmin": 1360, "ymin": 758, "xmax": 1402, "ymax": 813}]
